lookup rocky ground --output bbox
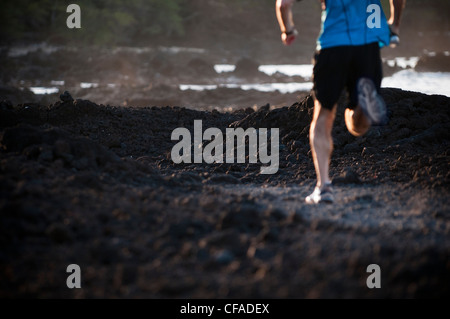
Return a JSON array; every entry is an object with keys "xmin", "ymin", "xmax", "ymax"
[{"xmin": 0, "ymin": 85, "xmax": 449, "ymax": 298}]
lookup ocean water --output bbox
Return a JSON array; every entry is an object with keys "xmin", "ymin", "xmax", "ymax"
[
  {"xmin": 258, "ymin": 64, "xmax": 314, "ymax": 80},
  {"xmin": 193, "ymin": 63, "xmax": 450, "ymax": 97},
  {"xmin": 382, "ymin": 69, "xmax": 450, "ymax": 96},
  {"xmin": 29, "ymin": 87, "xmax": 59, "ymax": 95},
  {"xmin": 179, "ymin": 82, "xmax": 313, "ymax": 94},
  {"xmin": 27, "ymin": 62, "xmax": 450, "ymax": 97}
]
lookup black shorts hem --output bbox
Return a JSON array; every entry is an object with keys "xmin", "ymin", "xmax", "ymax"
[{"xmin": 312, "ymin": 42, "xmax": 382, "ymax": 111}]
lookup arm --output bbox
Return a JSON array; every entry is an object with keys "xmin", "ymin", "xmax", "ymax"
[
  {"xmin": 388, "ymin": 0, "xmax": 406, "ymax": 35},
  {"xmin": 276, "ymin": 0, "xmax": 298, "ymax": 45}
]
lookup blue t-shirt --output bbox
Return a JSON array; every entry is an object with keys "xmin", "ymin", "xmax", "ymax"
[{"xmin": 317, "ymin": 0, "xmax": 391, "ymax": 50}]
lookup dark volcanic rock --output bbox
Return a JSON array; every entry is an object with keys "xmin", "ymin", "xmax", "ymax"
[
  {"xmin": 0, "ymin": 88, "xmax": 449, "ymax": 299},
  {"xmin": 60, "ymin": 91, "xmax": 74, "ymax": 103},
  {"xmin": 333, "ymin": 167, "xmax": 362, "ymax": 185},
  {"xmin": 415, "ymin": 52, "xmax": 450, "ymax": 72},
  {"xmin": 186, "ymin": 58, "xmax": 216, "ymax": 77},
  {"xmin": 233, "ymin": 57, "xmax": 261, "ymax": 77},
  {"xmin": 1, "ymin": 124, "xmax": 120, "ymax": 169}
]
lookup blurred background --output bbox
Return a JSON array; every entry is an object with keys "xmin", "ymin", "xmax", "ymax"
[{"xmin": 0, "ymin": 0, "xmax": 449, "ymax": 109}]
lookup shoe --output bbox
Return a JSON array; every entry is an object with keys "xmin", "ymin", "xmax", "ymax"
[
  {"xmin": 305, "ymin": 183, "xmax": 334, "ymax": 204},
  {"xmin": 389, "ymin": 26, "xmax": 400, "ymax": 48},
  {"xmin": 357, "ymin": 77, "xmax": 388, "ymax": 125}
]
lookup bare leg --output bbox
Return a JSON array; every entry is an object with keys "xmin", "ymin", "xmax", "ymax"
[
  {"xmin": 310, "ymin": 99, "xmax": 336, "ymax": 189},
  {"xmin": 389, "ymin": 0, "xmax": 406, "ymax": 35},
  {"xmin": 344, "ymin": 105, "xmax": 371, "ymax": 137}
]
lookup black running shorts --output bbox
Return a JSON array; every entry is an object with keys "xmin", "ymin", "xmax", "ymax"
[{"xmin": 312, "ymin": 42, "xmax": 383, "ymax": 110}]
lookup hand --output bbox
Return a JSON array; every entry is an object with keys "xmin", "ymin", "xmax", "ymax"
[
  {"xmin": 281, "ymin": 29, "xmax": 298, "ymax": 46},
  {"xmin": 320, "ymin": 0, "xmax": 326, "ymax": 10},
  {"xmin": 276, "ymin": 0, "xmax": 296, "ymax": 45}
]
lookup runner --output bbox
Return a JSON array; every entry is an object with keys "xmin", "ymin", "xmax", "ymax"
[{"xmin": 276, "ymin": 0, "xmax": 391, "ymax": 204}]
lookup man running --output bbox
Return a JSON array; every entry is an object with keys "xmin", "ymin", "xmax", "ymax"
[{"xmin": 276, "ymin": 0, "xmax": 392, "ymax": 204}]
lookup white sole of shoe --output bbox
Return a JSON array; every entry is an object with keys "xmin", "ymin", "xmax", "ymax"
[{"xmin": 357, "ymin": 77, "xmax": 387, "ymax": 125}]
